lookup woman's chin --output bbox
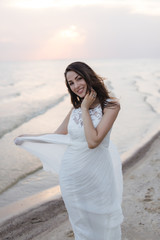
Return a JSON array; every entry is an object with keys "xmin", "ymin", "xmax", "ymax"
[
  {"xmin": 79, "ymin": 94, "xmax": 86, "ymax": 99},
  {"xmin": 76, "ymin": 90, "xmax": 87, "ymax": 98}
]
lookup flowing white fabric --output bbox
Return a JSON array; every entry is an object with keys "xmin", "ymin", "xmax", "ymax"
[{"xmin": 15, "ymin": 104, "xmax": 123, "ymax": 240}]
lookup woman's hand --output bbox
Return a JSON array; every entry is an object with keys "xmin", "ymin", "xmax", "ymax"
[
  {"xmin": 81, "ymin": 89, "xmax": 97, "ymax": 110},
  {"xmin": 14, "ymin": 137, "xmax": 24, "ymax": 145}
]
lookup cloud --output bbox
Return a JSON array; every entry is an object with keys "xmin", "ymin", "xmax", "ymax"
[
  {"xmin": 0, "ymin": 3, "xmax": 160, "ymax": 60},
  {"xmin": 33, "ymin": 25, "xmax": 86, "ymax": 59},
  {"xmin": 3, "ymin": 0, "xmax": 160, "ymax": 16}
]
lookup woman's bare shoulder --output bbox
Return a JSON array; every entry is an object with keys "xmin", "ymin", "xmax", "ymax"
[{"xmin": 104, "ymin": 98, "xmax": 120, "ymax": 112}]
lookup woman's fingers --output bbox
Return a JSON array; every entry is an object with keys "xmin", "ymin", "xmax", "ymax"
[
  {"xmin": 14, "ymin": 137, "xmax": 24, "ymax": 145},
  {"xmin": 90, "ymin": 89, "xmax": 97, "ymax": 99},
  {"xmin": 81, "ymin": 89, "xmax": 97, "ymax": 109}
]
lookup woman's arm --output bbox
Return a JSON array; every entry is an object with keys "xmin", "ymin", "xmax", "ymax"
[
  {"xmin": 81, "ymin": 92, "xmax": 120, "ymax": 149},
  {"xmin": 54, "ymin": 108, "xmax": 73, "ymax": 134},
  {"xmin": 15, "ymin": 108, "xmax": 73, "ymax": 142}
]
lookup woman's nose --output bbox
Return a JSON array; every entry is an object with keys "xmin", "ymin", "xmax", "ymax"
[{"xmin": 74, "ymin": 81, "xmax": 79, "ymax": 89}]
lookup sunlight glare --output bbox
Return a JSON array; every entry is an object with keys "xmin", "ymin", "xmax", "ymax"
[
  {"xmin": 33, "ymin": 25, "xmax": 86, "ymax": 59},
  {"xmin": 60, "ymin": 26, "xmax": 79, "ymax": 39}
]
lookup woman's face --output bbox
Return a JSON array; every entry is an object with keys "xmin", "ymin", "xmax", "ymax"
[{"xmin": 66, "ymin": 71, "xmax": 87, "ymax": 98}]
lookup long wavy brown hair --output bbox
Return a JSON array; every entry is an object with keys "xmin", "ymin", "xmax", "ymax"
[{"xmin": 64, "ymin": 62, "xmax": 118, "ymax": 112}]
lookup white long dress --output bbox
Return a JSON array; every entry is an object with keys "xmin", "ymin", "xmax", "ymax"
[{"xmin": 15, "ymin": 104, "xmax": 123, "ymax": 240}]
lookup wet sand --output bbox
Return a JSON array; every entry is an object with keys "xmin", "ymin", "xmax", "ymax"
[{"xmin": 0, "ymin": 132, "xmax": 160, "ymax": 240}]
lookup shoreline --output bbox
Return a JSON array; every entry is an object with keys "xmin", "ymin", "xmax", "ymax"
[
  {"xmin": 0, "ymin": 131, "xmax": 160, "ymax": 239},
  {"xmin": 122, "ymin": 129, "xmax": 160, "ymax": 172}
]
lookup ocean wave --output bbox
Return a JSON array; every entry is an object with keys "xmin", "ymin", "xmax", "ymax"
[
  {"xmin": 134, "ymin": 76, "xmax": 160, "ymax": 114},
  {"xmin": 0, "ymin": 92, "xmax": 21, "ymax": 102},
  {"xmin": 0, "ymin": 94, "xmax": 68, "ymax": 139}
]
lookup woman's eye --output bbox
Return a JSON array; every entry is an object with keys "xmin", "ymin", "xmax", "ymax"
[
  {"xmin": 69, "ymin": 82, "xmax": 73, "ymax": 86},
  {"xmin": 78, "ymin": 77, "xmax": 82, "ymax": 80}
]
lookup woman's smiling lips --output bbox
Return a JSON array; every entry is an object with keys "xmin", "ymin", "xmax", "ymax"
[
  {"xmin": 76, "ymin": 87, "xmax": 86, "ymax": 96},
  {"xmin": 77, "ymin": 88, "xmax": 84, "ymax": 94}
]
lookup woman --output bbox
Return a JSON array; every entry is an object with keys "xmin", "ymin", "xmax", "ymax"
[{"xmin": 15, "ymin": 62, "xmax": 123, "ymax": 240}]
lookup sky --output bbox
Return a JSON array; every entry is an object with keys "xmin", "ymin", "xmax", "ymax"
[{"xmin": 0, "ymin": 0, "xmax": 160, "ymax": 61}]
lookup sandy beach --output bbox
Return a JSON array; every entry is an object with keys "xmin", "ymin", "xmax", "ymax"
[
  {"xmin": 122, "ymin": 132, "xmax": 160, "ymax": 240},
  {"xmin": 0, "ymin": 131, "xmax": 159, "ymax": 240}
]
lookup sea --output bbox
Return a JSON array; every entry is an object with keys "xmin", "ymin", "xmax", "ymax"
[{"xmin": 0, "ymin": 58, "xmax": 160, "ymax": 207}]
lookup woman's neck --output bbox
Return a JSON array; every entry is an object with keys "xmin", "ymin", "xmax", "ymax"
[{"xmin": 89, "ymin": 98, "xmax": 100, "ymax": 109}]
